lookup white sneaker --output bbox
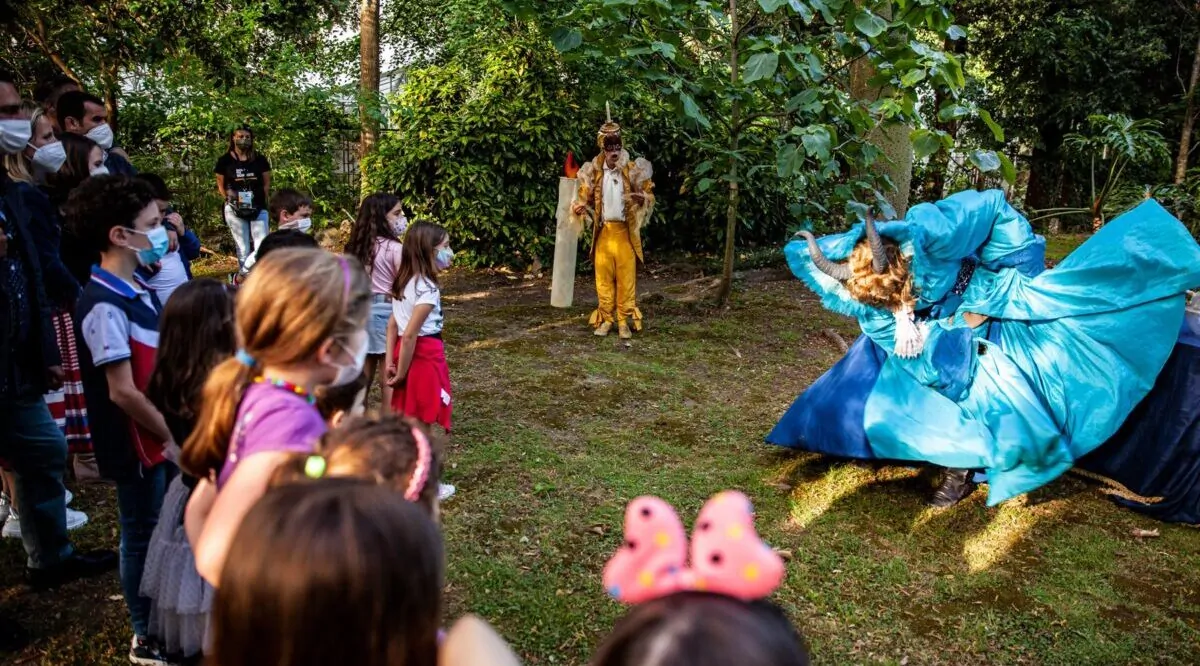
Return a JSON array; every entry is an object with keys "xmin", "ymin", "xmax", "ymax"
[
  {"xmin": 65, "ymin": 508, "xmax": 88, "ymax": 531},
  {"xmin": 64, "ymin": 489, "xmax": 73, "ymax": 506},
  {"xmin": 0, "ymin": 494, "xmax": 9, "ymax": 524},
  {"xmin": 2, "ymin": 511, "xmax": 20, "ymax": 539},
  {"xmin": 438, "ymin": 483, "xmax": 457, "ymax": 501}
]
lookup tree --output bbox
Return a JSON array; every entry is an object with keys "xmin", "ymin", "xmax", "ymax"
[
  {"xmin": 360, "ymin": 0, "xmax": 382, "ymax": 190},
  {"xmin": 527, "ymin": 0, "xmax": 1005, "ymax": 304}
]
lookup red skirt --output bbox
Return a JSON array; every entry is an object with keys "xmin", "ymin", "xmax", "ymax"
[{"xmin": 391, "ymin": 336, "xmax": 452, "ymax": 431}]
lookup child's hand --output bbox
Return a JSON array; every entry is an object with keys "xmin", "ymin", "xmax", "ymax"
[{"xmin": 386, "ymin": 366, "xmax": 405, "ymax": 387}]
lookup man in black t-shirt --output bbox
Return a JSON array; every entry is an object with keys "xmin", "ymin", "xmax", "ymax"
[{"xmin": 213, "ymin": 125, "xmax": 271, "ymax": 273}]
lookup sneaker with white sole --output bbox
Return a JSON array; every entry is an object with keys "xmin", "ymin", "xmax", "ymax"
[
  {"xmin": 3, "ymin": 507, "xmax": 88, "ymax": 539},
  {"xmin": 438, "ymin": 483, "xmax": 457, "ymax": 501},
  {"xmin": 0, "ymin": 494, "xmax": 9, "ymax": 524},
  {"xmin": 129, "ymin": 635, "xmax": 169, "ymax": 665},
  {"xmin": 64, "ymin": 489, "xmax": 73, "ymax": 506}
]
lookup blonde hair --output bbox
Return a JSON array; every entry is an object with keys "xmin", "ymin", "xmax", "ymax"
[
  {"xmin": 843, "ymin": 238, "xmax": 915, "ymax": 311},
  {"xmin": 270, "ymin": 414, "xmax": 443, "ymax": 515},
  {"xmin": 3, "ymin": 104, "xmax": 43, "ymax": 184},
  {"xmin": 181, "ymin": 248, "xmax": 371, "ymax": 480}
]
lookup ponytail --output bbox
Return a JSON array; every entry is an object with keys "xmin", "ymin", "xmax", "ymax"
[{"xmin": 181, "ymin": 357, "xmax": 256, "ymax": 479}]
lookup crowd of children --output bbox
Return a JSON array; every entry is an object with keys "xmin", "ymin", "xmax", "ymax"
[{"xmin": 3, "ymin": 69, "xmax": 811, "ymax": 663}]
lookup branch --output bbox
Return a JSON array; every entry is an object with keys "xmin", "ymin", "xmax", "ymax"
[
  {"xmin": 21, "ymin": 17, "xmax": 83, "ymax": 84},
  {"xmin": 818, "ymin": 46, "xmax": 875, "ymax": 85}
]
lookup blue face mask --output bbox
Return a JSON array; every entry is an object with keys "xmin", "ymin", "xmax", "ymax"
[
  {"xmin": 435, "ymin": 247, "xmax": 454, "ymax": 270},
  {"xmin": 125, "ymin": 226, "xmax": 170, "ymax": 266}
]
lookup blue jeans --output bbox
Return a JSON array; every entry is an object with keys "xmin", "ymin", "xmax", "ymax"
[
  {"xmin": 0, "ymin": 397, "xmax": 73, "ymax": 569},
  {"xmin": 223, "ymin": 205, "xmax": 269, "ymax": 273},
  {"xmin": 116, "ymin": 463, "xmax": 172, "ymax": 637}
]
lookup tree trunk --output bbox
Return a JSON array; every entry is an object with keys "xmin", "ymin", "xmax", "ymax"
[
  {"xmin": 1025, "ymin": 125, "xmax": 1065, "ymax": 211},
  {"xmin": 1176, "ymin": 31, "xmax": 1200, "ymax": 185},
  {"xmin": 359, "ymin": 0, "xmax": 382, "ymax": 192},
  {"xmin": 717, "ymin": 0, "xmax": 739, "ymax": 306},
  {"xmin": 849, "ymin": 4, "xmax": 912, "ymax": 216}
]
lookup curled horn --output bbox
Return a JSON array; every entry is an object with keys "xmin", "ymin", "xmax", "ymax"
[
  {"xmin": 798, "ymin": 231, "xmax": 851, "ymax": 282},
  {"xmin": 864, "ymin": 209, "xmax": 889, "ymax": 274}
]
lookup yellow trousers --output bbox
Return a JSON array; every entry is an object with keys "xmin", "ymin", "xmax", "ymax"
[{"xmin": 590, "ymin": 222, "xmax": 642, "ymax": 330}]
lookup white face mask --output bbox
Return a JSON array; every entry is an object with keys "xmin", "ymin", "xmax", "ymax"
[
  {"xmin": 292, "ymin": 217, "xmax": 313, "ymax": 233},
  {"xmin": 0, "ymin": 118, "xmax": 32, "ymax": 155},
  {"xmin": 89, "ymin": 165, "xmax": 110, "ymax": 177},
  {"xmin": 30, "ymin": 141, "xmax": 67, "ymax": 173},
  {"xmin": 85, "ymin": 123, "xmax": 114, "ymax": 150},
  {"xmin": 329, "ymin": 330, "xmax": 369, "ymax": 387}
]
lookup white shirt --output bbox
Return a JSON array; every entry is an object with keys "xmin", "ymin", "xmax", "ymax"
[
  {"xmin": 393, "ymin": 276, "xmax": 444, "ymax": 337},
  {"xmin": 147, "ymin": 252, "xmax": 189, "ymax": 304},
  {"xmin": 602, "ymin": 165, "xmax": 625, "ymax": 221}
]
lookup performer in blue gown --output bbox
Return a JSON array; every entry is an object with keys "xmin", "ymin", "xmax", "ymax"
[
  {"xmin": 1073, "ymin": 296, "xmax": 1200, "ymax": 525},
  {"xmin": 767, "ymin": 190, "xmax": 1200, "ymax": 508}
]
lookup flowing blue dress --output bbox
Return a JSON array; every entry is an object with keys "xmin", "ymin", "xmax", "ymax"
[{"xmin": 767, "ymin": 190, "xmax": 1200, "ymax": 505}]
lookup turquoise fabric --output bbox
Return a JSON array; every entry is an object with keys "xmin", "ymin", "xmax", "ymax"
[{"xmin": 787, "ymin": 191, "xmax": 1200, "ymax": 505}]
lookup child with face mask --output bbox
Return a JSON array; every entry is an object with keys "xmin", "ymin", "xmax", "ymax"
[
  {"xmin": 269, "ymin": 188, "xmax": 314, "ymax": 234},
  {"xmin": 64, "ymin": 175, "xmax": 177, "ymax": 663},
  {"xmin": 385, "ymin": 221, "xmax": 455, "ymax": 501},
  {"xmin": 180, "ymin": 248, "xmax": 371, "ymax": 587},
  {"xmin": 344, "ymin": 193, "xmax": 407, "ymax": 409}
]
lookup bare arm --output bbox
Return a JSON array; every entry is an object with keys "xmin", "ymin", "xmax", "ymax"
[
  {"xmin": 384, "ymin": 315, "xmax": 398, "ymax": 376},
  {"xmin": 215, "ymin": 174, "xmax": 226, "ymax": 198},
  {"xmin": 192, "ymin": 452, "xmax": 291, "ymax": 585},
  {"xmin": 104, "ymin": 361, "xmax": 174, "ymax": 449},
  {"xmin": 387, "ymin": 304, "xmax": 433, "ymax": 387},
  {"xmin": 962, "ymin": 312, "xmax": 989, "ymax": 328},
  {"xmin": 184, "ymin": 478, "xmax": 216, "ymax": 551},
  {"xmin": 261, "ymin": 171, "xmax": 271, "ymax": 202}
]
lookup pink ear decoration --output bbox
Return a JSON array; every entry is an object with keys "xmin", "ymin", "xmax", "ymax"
[
  {"xmin": 602, "ymin": 491, "xmax": 784, "ymax": 604},
  {"xmin": 404, "ymin": 425, "xmax": 431, "ymax": 502}
]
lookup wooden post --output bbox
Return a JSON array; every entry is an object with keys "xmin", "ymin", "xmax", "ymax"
[{"xmin": 551, "ymin": 177, "xmax": 581, "ymax": 308}]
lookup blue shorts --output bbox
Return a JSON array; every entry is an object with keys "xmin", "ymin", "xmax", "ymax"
[{"xmin": 367, "ymin": 296, "xmax": 392, "ymax": 355}]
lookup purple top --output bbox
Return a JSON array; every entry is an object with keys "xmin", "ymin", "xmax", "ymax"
[{"xmin": 216, "ymin": 382, "xmax": 327, "ymax": 489}]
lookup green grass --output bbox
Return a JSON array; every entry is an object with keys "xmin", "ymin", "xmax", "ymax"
[{"xmin": 3, "ymin": 255, "xmax": 1198, "ymax": 665}]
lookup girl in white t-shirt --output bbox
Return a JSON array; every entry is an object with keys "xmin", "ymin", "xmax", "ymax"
[{"xmin": 386, "ymin": 221, "xmax": 456, "ymax": 500}]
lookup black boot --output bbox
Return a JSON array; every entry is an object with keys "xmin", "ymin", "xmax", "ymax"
[{"xmin": 929, "ymin": 468, "xmax": 977, "ymax": 508}]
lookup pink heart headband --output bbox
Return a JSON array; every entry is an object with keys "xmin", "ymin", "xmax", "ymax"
[{"xmin": 602, "ymin": 491, "xmax": 785, "ymax": 604}]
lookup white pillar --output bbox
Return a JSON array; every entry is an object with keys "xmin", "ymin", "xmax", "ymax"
[{"xmin": 551, "ymin": 177, "xmax": 581, "ymax": 308}]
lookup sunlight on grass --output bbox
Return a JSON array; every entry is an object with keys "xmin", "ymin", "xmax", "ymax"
[
  {"xmin": 784, "ymin": 462, "xmax": 877, "ymax": 530},
  {"xmin": 461, "ymin": 316, "xmax": 584, "ymax": 350},
  {"xmin": 960, "ymin": 497, "xmax": 1064, "ymax": 573},
  {"xmin": 444, "ymin": 289, "xmax": 495, "ymax": 302}
]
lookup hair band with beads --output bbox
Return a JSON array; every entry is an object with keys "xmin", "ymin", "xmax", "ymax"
[{"xmin": 304, "ymin": 455, "xmax": 327, "ymax": 479}]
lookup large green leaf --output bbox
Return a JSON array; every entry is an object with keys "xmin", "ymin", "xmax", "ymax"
[
  {"xmin": 743, "ymin": 52, "xmax": 780, "ymax": 83},
  {"xmin": 946, "ymin": 24, "xmax": 967, "ymax": 40},
  {"xmin": 651, "ymin": 41, "xmax": 677, "ymax": 60},
  {"xmin": 979, "ymin": 108, "xmax": 1005, "ymax": 143},
  {"xmin": 777, "ymin": 144, "xmax": 799, "ymax": 178},
  {"xmin": 549, "ymin": 28, "xmax": 582, "ymax": 53},
  {"xmin": 969, "ymin": 149, "xmax": 1002, "ymax": 172},
  {"xmin": 808, "ymin": 0, "xmax": 836, "ymax": 23},
  {"xmin": 854, "ymin": 10, "xmax": 888, "ymax": 38},
  {"xmin": 680, "ymin": 92, "xmax": 712, "ymax": 129},
  {"xmin": 790, "ymin": 0, "xmax": 814, "ymax": 22},
  {"xmin": 998, "ymin": 152, "xmax": 1017, "ymax": 184},
  {"xmin": 899, "ymin": 69, "xmax": 926, "ymax": 87},
  {"xmin": 785, "ymin": 89, "xmax": 823, "ymax": 114},
  {"xmin": 937, "ymin": 103, "xmax": 969, "ymax": 122},
  {"xmin": 801, "ymin": 126, "xmax": 832, "ymax": 161},
  {"xmin": 911, "ymin": 128, "xmax": 943, "ymax": 160},
  {"xmin": 758, "ymin": 0, "xmax": 788, "ymax": 12}
]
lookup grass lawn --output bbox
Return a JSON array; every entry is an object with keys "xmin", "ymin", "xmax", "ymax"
[{"xmin": 2, "ymin": 250, "xmax": 1197, "ymax": 665}]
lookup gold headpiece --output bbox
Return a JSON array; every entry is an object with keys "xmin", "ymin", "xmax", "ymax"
[{"xmin": 597, "ymin": 102, "xmax": 622, "ymax": 149}]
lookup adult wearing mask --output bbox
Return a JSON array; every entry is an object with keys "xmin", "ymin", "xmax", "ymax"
[
  {"xmin": 0, "ymin": 73, "xmax": 117, "ymax": 637},
  {"xmin": 56, "ymin": 91, "xmax": 136, "ymax": 176},
  {"xmin": 214, "ymin": 125, "xmax": 271, "ymax": 274}
]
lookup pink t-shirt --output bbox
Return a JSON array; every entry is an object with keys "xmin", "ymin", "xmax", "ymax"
[
  {"xmin": 371, "ymin": 238, "xmax": 403, "ymax": 295},
  {"xmin": 217, "ymin": 382, "xmax": 327, "ymax": 489}
]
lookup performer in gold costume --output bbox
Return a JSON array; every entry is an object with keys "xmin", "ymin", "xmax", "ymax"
[{"xmin": 571, "ymin": 111, "xmax": 655, "ymax": 339}]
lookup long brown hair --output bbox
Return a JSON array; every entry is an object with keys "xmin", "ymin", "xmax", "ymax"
[
  {"xmin": 227, "ymin": 124, "xmax": 256, "ymax": 160},
  {"xmin": 147, "ymin": 280, "xmax": 236, "ymax": 438},
  {"xmin": 344, "ymin": 192, "xmax": 401, "ymax": 274},
  {"xmin": 44, "ymin": 132, "xmax": 97, "ymax": 202},
  {"xmin": 843, "ymin": 239, "xmax": 915, "ymax": 312},
  {"xmin": 590, "ymin": 592, "xmax": 810, "ymax": 666},
  {"xmin": 391, "ymin": 221, "xmax": 447, "ymax": 299},
  {"xmin": 271, "ymin": 414, "xmax": 443, "ymax": 515},
  {"xmin": 181, "ymin": 248, "xmax": 371, "ymax": 480},
  {"xmin": 211, "ymin": 482, "xmax": 443, "ymax": 666}
]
